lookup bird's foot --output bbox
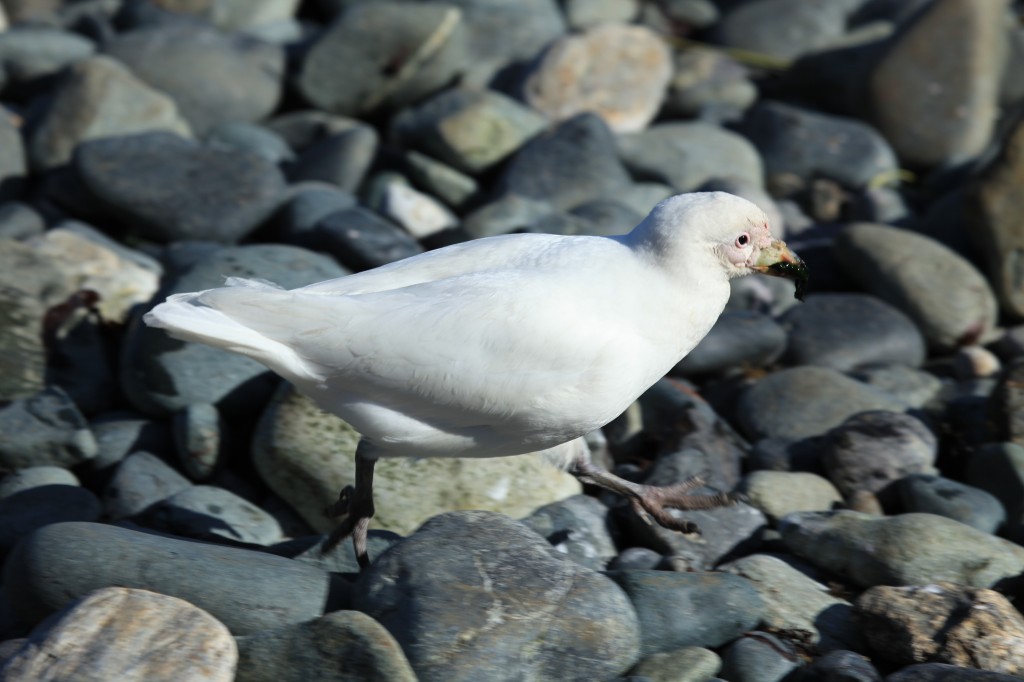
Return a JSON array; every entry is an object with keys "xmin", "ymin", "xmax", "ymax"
[
  {"xmin": 321, "ymin": 485, "xmax": 376, "ymax": 569},
  {"xmin": 568, "ymin": 457, "xmax": 738, "ymax": 535}
]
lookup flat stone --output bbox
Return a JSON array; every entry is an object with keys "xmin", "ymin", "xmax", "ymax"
[
  {"xmin": 353, "ymin": 511, "xmax": 639, "ymax": 681},
  {"xmin": 778, "ymin": 293, "xmax": 926, "ymax": 371},
  {"xmin": 834, "ymin": 223, "xmax": 998, "ymax": 352},
  {"xmin": 737, "ymin": 366, "xmax": 903, "ymax": 442},
  {"xmin": 0, "ymin": 386, "xmax": 97, "ymax": 470},
  {"xmin": 392, "ymin": 88, "xmax": 547, "ymax": 175},
  {"xmin": 608, "ymin": 570, "xmax": 763, "ymax": 658},
  {"xmin": 137, "ymin": 484, "xmax": 285, "ymax": 546},
  {"xmin": 27, "ymin": 54, "xmax": 191, "ymax": 172},
  {"xmin": 741, "ymin": 100, "xmax": 899, "ymax": 189},
  {"xmin": 298, "ymin": 2, "xmax": 468, "ymax": 117},
  {"xmin": 720, "ymin": 553, "xmax": 864, "ymax": 652},
  {"xmin": 0, "ymin": 587, "xmax": 236, "ymax": 682},
  {"xmin": 75, "ymin": 131, "xmax": 288, "ymax": 244},
  {"xmin": 103, "ymin": 22, "xmax": 284, "ymax": 136},
  {"xmin": 779, "ymin": 511, "xmax": 1024, "ymax": 589},
  {"xmin": 738, "ymin": 471, "xmax": 843, "ymax": 520},
  {"xmin": 856, "ymin": 582, "xmax": 1024, "ymax": 675},
  {"xmin": 403, "ymin": 150, "xmax": 478, "ymax": 208},
  {"xmin": 821, "ymin": 410, "xmax": 937, "ymax": 500},
  {"xmin": 867, "ymin": 0, "xmax": 1007, "ymax": 166},
  {"xmin": 235, "ymin": 610, "xmax": 416, "ymax": 682},
  {"xmin": 3, "ymin": 521, "xmax": 330, "ymax": 635},
  {"xmin": 899, "ymin": 474, "xmax": 1006, "ymax": 534},
  {"xmin": 497, "ymin": 113, "xmax": 632, "ymax": 210},
  {"xmin": 252, "ymin": 383, "xmax": 581, "ymax": 537},
  {"xmin": 205, "ymin": 121, "xmax": 295, "ymax": 165},
  {"xmin": 618, "ymin": 121, "xmax": 764, "ymax": 192},
  {"xmin": 523, "ymin": 23, "xmax": 671, "ymax": 133}
]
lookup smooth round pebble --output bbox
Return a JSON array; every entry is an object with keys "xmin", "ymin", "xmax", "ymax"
[
  {"xmin": 0, "ymin": 467, "xmax": 79, "ymax": 498},
  {"xmin": 737, "ymin": 470, "xmax": 842, "ymax": 520},
  {"xmin": 719, "ymin": 631, "xmax": 802, "ymax": 682},
  {"xmin": 136, "ymin": 485, "xmax": 285, "ymax": 546},
  {"xmin": 102, "ymin": 451, "xmax": 191, "ymax": 520},
  {"xmin": 519, "ymin": 494, "xmax": 617, "ymax": 571},
  {"xmin": 899, "ymin": 474, "xmax": 1005, "ymax": 533}
]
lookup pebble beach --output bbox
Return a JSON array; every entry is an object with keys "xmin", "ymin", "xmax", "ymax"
[{"xmin": 1, "ymin": 0, "xmax": 1024, "ymax": 680}]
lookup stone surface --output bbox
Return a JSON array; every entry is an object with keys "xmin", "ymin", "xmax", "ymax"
[
  {"xmin": 737, "ymin": 366, "xmax": 903, "ymax": 442},
  {"xmin": 714, "ymin": 0, "xmax": 849, "ymax": 61},
  {"xmin": 4, "ymin": 522, "xmax": 330, "ymax": 635},
  {"xmin": 778, "ymin": 294, "xmax": 926, "ymax": 371},
  {"xmin": 779, "ymin": 511, "xmax": 1024, "ymax": 589},
  {"xmin": 737, "ymin": 471, "xmax": 843, "ymax": 520},
  {"xmin": 618, "ymin": 122, "xmax": 764, "ymax": 192},
  {"xmin": 609, "ymin": 570, "xmax": 763, "ymax": 658},
  {"xmin": 867, "ymin": 0, "xmax": 1007, "ymax": 167},
  {"xmin": 519, "ymin": 494, "xmax": 617, "ymax": 571},
  {"xmin": 252, "ymin": 383, "xmax": 581, "ymax": 536},
  {"xmin": 631, "ymin": 646, "xmax": 722, "ymax": 682},
  {"xmin": 74, "ymin": 132, "xmax": 288, "ymax": 244},
  {"xmin": 0, "ymin": 587, "xmax": 236, "ymax": 682},
  {"xmin": 834, "ymin": 223, "xmax": 998, "ymax": 351},
  {"xmin": 719, "ymin": 631, "xmax": 802, "ymax": 682},
  {"xmin": 856, "ymin": 582, "xmax": 1024, "ymax": 675},
  {"xmin": 664, "ymin": 48, "xmax": 756, "ymax": 121},
  {"xmin": 102, "ymin": 451, "xmax": 191, "ymax": 520},
  {"xmin": 28, "ymin": 54, "xmax": 191, "ymax": 172},
  {"xmin": 354, "ymin": 511, "xmax": 640, "ymax": 681},
  {"xmin": 137, "ymin": 485, "xmax": 285, "ymax": 546},
  {"xmin": 0, "ymin": 386, "xmax": 97, "ymax": 470},
  {"xmin": 887, "ymin": 664, "xmax": 1024, "ymax": 681},
  {"xmin": 899, "ymin": 475, "xmax": 1006, "ymax": 534},
  {"xmin": 674, "ymin": 311, "xmax": 786, "ymax": 377},
  {"xmin": 523, "ymin": 22, "xmax": 671, "ymax": 133},
  {"xmin": 235, "ymin": 610, "xmax": 416, "ymax": 682},
  {"xmin": 0, "ymin": 467, "xmax": 79, "ymax": 498},
  {"xmin": 103, "ymin": 22, "xmax": 284, "ymax": 136},
  {"xmin": 821, "ymin": 411, "xmax": 938, "ymax": 500},
  {"xmin": 720, "ymin": 553, "xmax": 864, "ymax": 653}
]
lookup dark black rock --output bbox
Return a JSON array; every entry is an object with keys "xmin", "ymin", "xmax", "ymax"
[{"xmin": 674, "ymin": 311, "xmax": 787, "ymax": 377}]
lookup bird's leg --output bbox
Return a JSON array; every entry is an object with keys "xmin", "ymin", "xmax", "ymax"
[
  {"xmin": 321, "ymin": 439, "xmax": 377, "ymax": 569},
  {"xmin": 567, "ymin": 454, "xmax": 736, "ymax": 533}
]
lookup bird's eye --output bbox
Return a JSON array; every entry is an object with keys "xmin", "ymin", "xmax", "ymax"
[{"xmin": 735, "ymin": 233, "xmax": 750, "ymax": 247}]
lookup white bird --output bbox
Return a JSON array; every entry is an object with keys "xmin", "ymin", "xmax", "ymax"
[{"xmin": 144, "ymin": 191, "xmax": 806, "ymax": 567}]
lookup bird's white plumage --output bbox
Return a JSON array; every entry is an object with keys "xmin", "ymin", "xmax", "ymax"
[{"xmin": 144, "ymin": 192, "xmax": 771, "ymax": 461}]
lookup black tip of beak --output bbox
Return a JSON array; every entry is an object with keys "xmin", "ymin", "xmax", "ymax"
[{"xmin": 765, "ymin": 260, "xmax": 809, "ymax": 301}]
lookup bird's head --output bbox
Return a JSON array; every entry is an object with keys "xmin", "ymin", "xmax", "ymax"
[{"xmin": 641, "ymin": 192, "xmax": 808, "ymax": 301}]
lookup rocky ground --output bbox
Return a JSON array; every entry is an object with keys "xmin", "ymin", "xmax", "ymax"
[{"xmin": 1, "ymin": 0, "xmax": 1024, "ymax": 680}]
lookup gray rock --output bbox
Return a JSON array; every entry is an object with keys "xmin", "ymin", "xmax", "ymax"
[
  {"xmin": 721, "ymin": 553, "xmax": 864, "ymax": 653},
  {"xmin": 75, "ymin": 131, "xmax": 288, "ymax": 244},
  {"xmin": 821, "ymin": 411, "xmax": 937, "ymax": 501},
  {"xmin": 963, "ymin": 442, "xmax": 1024, "ymax": 525},
  {"xmin": 965, "ymin": 115, "xmax": 1024, "ymax": 319},
  {"xmin": 103, "ymin": 22, "xmax": 284, "ymax": 136},
  {"xmin": 296, "ymin": 206, "xmax": 423, "ymax": 272},
  {"xmin": 0, "ymin": 484, "xmax": 100, "ymax": 558},
  {"xmin": 404, "ymin": 150, "xmax": 478, "ymax": 209},
  {"xmin": 719, "ymin": 632, "xmax": 802, "ymax": 682},
  {"xmin": 674, "ymin": 311, "xmax": 786, "ymax": 377},
  {"xmin": 737, "ymin": 367, "xmax": 903, "ymax": 442},
  {"xmin": 522, "ymin": 23, "xmax": 671, "ymax": 133},
  {"xmin": 433, "ymin": 0, "xmax": 565, "ymax": 68},
  {"xmin": 120, "ymin": 243, "xmax": 345, "ymax": 416},
  {"xmin": 0, "ymin": 102, "xmax": 26, "ymax": 203},
  {"xmin": 850, "ymin": 365, "xmax": 943, "ymax": 410},
  {"xmin": 0, "ymin": 467, "xmax": 79, "ymax": 498},
  {"xmin": 235, "ymin": 610, "xmax": 416, "ymax": 682},
  {"xmin": 172, "ymin": 402, "xmax": 223, "ymax": 481},
  {"xmin": 855, "ymin": 582, "xmax": 1024, "ymax": 675},
  {"xmin": 289, "ymin": 124, "xmax": 377, "ymax": 194},
  {"xmin": 284, "ymin": 530, "xmax": 404, "ymax": 575},
  {"xmin": 3, "ymin": 521, "xmax": 330, "ymax": 635},
  {"xmin": 392, "ymin": 88, "xmax": 547, "ymax": 175},
  {"xmin": 609, "ymin": 547, "xmax": 668, "ymax": 571},
  {"xmin": 498, "ymin": 113, "xmax": 633, "ymax": 210},
  {"xmin": 43, "ymin": 299, "xmax": 117, "ymax": 416},
  {"xmin": 519, "ymin": 494, "xmax": 617, "ymax": 571},
  {"xmin": 618, "ymin": 122, "xmax": 764, "ymax": 192},
  {"xmin": 89, "ymin": 413, "xmax": 172, "ymax": 474},
  {"xmin": 738, "ymin": 471, "xmax": 843, "ymax": 521},
  {"xmin": 374, "ymin": 180, "xmax": 458, "ymax": 239},
  {"xmin": 461, "ymin": 195, "xmax": 556, "ymax": 239},
  {"xmin": 0, "ymin": 26, "xmax": 95, "ymax": 87},
  {"xmin": 663, "ymin": 48, "xmax": 756, "ymax": 121},
  {"xmin": 778, "ymin": 511, "xmax": 1024, "ymax": 589},
  {"xmin": 0, "ymin": 587, "xmax": 236, "ymax": 682},
  {"xmin": 741, "ymin": 101, "xmax": 899, "ymax": 189},
  {"xmin": 354, "ymin": 510, "xmax": 640, "ymax": 681},
  {"xmin": 779, "ymin": 294, "xmax": 926, "ymax": 371},
  {"xmin": 608, "ymin": 570, "xmax": 763, "ymax": 657},
  {"xmin": 299, "ymin": 2, "xmax": 468, "ymax": 117},
  {"xmin": 788, "ymin": 649, "xmax": 880, "ymax": 682},
  {"xmin": 866, "ymin": 0, "xmax": 1007, "ymax": 166},
  {"xmin": 27, "ymin": 54, "xmax": 192, "ymax": 172},
  {"xmin": 631, "ymin": 646, "xmax": 722, "ymax": 682},
  {"xmin": 834, "ymin": 223, "xmax": 998, "ymax": 351},
  {"xmin": 0, "ymin": 202, "xmax": 44, "ymax": 240},
  {"xmin": 204, "ymin": 121, "xmax": 295, "ymax": 165},
  {"xmin": 102, "ymin": 451, "xmax": 192, "ymax": 520},
  {"xmin": 569, "ymin": 199, "xmax": 644, "ymax": 237},
  {"xmin": 137, "ymin": 484, "xmax": 285, "ymax": 545},
  {"xmin": 630, "ymin": 502, "xmax": 768, "ymax": 571},
  {"xmin": 899, "ymin": 475, "xmax": 1005, "ymax": 534},
  {"xmin": 0, "ymin": 386, "xmax": 97, "ymax": 469},
  {"xmin": 714, "ymin": 0, "xmax": 850, "ymax": 61}
]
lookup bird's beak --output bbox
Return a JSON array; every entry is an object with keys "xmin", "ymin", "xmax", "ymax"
[{"xmin": 752, "ymin": 239, "xmax": 808, "ymax": 301}]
